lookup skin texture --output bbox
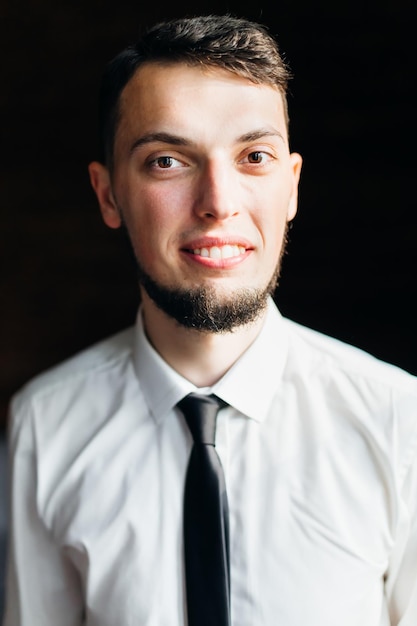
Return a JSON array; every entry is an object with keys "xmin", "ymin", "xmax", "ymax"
[{"xmin": 89, "ymin": 62, "xmax": 302, "ymax": 385}]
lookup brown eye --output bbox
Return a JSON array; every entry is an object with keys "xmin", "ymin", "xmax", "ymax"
[
  {"xmin": 156, "ymin": 156, "xmax": 174, "ymax": 168},
  {"xmin": 247, "ymin": 151, "xmax": 264, "ymax": 163}
]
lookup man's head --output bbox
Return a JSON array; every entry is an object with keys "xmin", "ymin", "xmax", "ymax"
[
  {"xmin": 89, "ymin": 15, "xmax": 302, "ymax": 334},
  {"xmin": 98, "ymin": 14, "xmax": 291, "ymax": 169}
]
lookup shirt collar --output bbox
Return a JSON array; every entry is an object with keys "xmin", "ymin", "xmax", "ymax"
[{"xmin": 133, "ymin": 298, "xmax": 288, "ymax": 424}]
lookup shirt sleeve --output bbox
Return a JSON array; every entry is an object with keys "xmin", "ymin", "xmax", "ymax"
[
  {"xmin": 3, "ymin": 399, "xmax": 84, "ymax": 626},
  {"xmin": 385, "ymin": 406, "xmax": 417, "ymax": 626}
]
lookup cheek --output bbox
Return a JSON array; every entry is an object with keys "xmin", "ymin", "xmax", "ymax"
[
  {"xmin": 123, "ymin": 185, "xmax": 187, "ymax": 266},
  {"xmin": 136, "ymin": 183, "xmax": 188, "ymax": 229},
  {"xmin": 254, "ymin": 200, "xmax": 291, "ymax": 270},
  {"xmin": 256, "ymin": 195, "xmax": 291, "ymax": 242}
]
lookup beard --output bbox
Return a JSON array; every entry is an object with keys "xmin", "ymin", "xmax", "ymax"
[
  {"xmin": 131, "ymin": 227, "xmax": 289, "ymax": 334},
  {"xmin": 116, "ymin": 197, "xmax": 289, "ymax": 332},
  {"xmin": 137, "ymin": 265, "xmax": 278, "ymax": 333}
]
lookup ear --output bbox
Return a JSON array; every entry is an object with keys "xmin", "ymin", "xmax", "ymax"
[
  {"xmin": 286, "ymin": 152, "xmax": 303, "ymax": 222},
  {"xmin": 88, "ymin": 161, "xmax": 122, "ymax": 229}
]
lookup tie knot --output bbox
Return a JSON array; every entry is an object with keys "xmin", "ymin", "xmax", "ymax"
[{"xmin": 177, "ymin": 393, "xmax": 225, "ymax": 445}]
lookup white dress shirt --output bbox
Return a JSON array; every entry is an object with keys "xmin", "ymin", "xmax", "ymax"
[{"xmin": 3, "ymin": 300, "xmax": 417, "ymax": 625}]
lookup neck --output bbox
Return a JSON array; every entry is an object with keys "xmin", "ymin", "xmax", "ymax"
[{"xmin": 140, "ymin": 291, "xmax": 267, "ymax": 387}]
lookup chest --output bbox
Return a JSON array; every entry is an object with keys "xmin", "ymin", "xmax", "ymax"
[{"xmin": 50, "ymin": 402, "xmax": 395, "ymax": 625}]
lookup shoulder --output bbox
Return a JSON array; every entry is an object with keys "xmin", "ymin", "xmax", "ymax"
[
  {"xmin": 10, "ymin": 326, "xmax": 136, "ymax": 428},
  {"xmin": 282, "ymin": 316, "xmax": 417, "ymax": 395},
  {"xmin": 280, "ymin": 316, "xmax": 417, "ymax": 483}
]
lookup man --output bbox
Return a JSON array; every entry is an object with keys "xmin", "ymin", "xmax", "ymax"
[{"xmin": 3, "ymin": 14, "xmax": 417, "ymax": 626}]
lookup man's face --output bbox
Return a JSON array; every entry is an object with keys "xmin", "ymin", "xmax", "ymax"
[{"xmin": 90, "ymin": 62, "xmax": 302, "ymax": 331}]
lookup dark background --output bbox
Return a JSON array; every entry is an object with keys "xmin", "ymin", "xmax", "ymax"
[{"xmin": 1, "ymin": 0, "xmax": 416, "ymax": 430}]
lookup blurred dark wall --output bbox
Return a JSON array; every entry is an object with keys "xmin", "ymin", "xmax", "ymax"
[{"xmin": 1, "ymin": 0, "xmax": 416, "ymax": 429}]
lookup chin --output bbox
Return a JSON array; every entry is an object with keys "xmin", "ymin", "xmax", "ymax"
[{"xmin": 138, "ymin": 265, "xmax": 278, "ymax": 333}]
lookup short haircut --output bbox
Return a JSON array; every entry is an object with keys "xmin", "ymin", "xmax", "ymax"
[{"xmin": 97, "ymin": 14, "xmax": 291, "ymax": 167}]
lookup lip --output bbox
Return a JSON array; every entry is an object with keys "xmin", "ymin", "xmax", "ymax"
[{"xmin": 181, "ymin": 235, "xmax": 254, "ymax": 251}]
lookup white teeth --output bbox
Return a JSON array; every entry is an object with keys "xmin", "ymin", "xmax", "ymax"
[
  {"xmin": 222, "ymin": 245, "xmax": 234, "ymax": 259},
  {"xmin": 192, "ymin": 245, "xmax": 246, "ymax": 259},
  {"xmin": 210, "ymin": 246, "xmax": 222, "ymax": 259}
]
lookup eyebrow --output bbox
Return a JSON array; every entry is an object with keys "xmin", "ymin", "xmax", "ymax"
[
  {"xmin": 129, "ymin": 127, "xmax": 285, "ymax": 154},
  {"xmin": 130, "ymin": 132, "xmax": 194, "ymax": 154},
  {"xmin": 237, "ymin": 128, "xmax": 286, "ymax": 144}
]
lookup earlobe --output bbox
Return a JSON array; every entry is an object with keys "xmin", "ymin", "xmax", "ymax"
[
  {"xmin": 88, "ymin": 161, "xmax": 122, "ymax": 229},
  {"xmin": 287, "ymin": 152, "xmax": 303, "ymax": 222}
]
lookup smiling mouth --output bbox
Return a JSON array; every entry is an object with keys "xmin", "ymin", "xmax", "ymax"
[{"xmin": 191, "ymin": 245, "xmax": 246, "ymax": 259}]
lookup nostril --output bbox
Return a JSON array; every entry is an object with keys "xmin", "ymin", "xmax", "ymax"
[{"xmin": 199, "ymin": 206, "xmax": 238, "ymax": 220}]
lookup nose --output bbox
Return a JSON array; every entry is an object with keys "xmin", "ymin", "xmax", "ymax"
[{"xmin": 193, "ymin": 160, "xmax": 239, "ymax": 221}]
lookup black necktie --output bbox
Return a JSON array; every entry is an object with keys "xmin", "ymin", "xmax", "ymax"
[{"xmin": 177, "ymin": 393, "xmax": 231, "ymax": 626}]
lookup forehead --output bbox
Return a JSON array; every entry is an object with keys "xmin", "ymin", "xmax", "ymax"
[{"xmin": 115, "ymin": 62, "xmax": 288, "ymax": 150}]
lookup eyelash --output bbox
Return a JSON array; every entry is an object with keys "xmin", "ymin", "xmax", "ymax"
[
  {"xmin": 245, "ymin": 151, "xmax": 269, "ymax": 164},
  {"xmin": 147, "ymin": 149, "xmax": 274, "ymax": 170},
  {"xmin": 149, "ymin": 156, "xmax": 183, "ymax": 169}
]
